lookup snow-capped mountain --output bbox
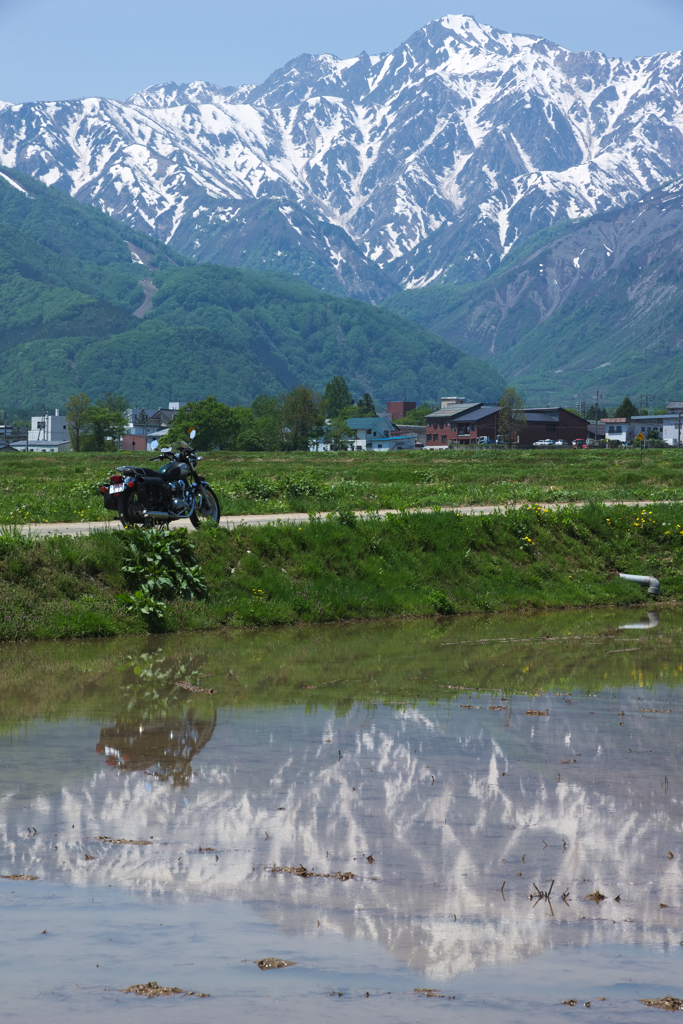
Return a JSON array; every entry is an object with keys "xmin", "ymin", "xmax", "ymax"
[{"xmin": 2, "ymin": 14, "xmax": 683, "ymax": 298}]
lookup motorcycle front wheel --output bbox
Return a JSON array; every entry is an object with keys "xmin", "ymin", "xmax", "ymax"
[
  {"xmin": 118, "ymin": 488, "xmax": 146, "ymax": 527},
  {"xmin": 190, "ymin": 484, "xmax": 221, "ymax": 528}
]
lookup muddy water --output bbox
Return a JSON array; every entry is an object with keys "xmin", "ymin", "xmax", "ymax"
[{"xmin": 1, "ymin": 610, "xmax": 682, "ymax": 1022}]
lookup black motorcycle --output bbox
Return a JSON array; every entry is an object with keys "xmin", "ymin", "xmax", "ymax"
[{"xmin": 100, "ymin": 430, "xmax": 221, "ymax": 527}]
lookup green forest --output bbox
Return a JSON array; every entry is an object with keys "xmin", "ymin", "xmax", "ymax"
[{"xmin": 0, "ymin": 167, "xmax": 505, "ymax": 412}]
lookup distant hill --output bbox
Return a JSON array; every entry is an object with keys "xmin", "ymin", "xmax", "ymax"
[
  {"xmin": 385, "ymin": 178, "xmax": 683, "ymax": 407},
  {"xmin": 0, "ymin": 168, "xmax": 505, "ymax": 410}
]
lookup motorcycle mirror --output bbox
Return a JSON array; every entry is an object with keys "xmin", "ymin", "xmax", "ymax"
[
  {"xmin": 149, "ymin": 440, "xmax": 159, "ymax": 450},
  {"xmin": 189, "ymin": 429, "xmax": 197, "ymax": 440}
]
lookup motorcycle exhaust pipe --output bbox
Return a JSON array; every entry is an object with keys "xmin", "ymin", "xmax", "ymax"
[{"xmin": 139, "ymin": 500, "xmax": 196, "ymax": 520}]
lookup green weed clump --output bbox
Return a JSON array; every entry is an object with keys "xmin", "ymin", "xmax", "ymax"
[{"xmin": 117, "ymin": 527, "xmax": 209, "ymax": 631}]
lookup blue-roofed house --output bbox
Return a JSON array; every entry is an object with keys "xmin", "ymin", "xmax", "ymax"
[{"xmin": 311, "ymin": 416, "xmax": 419, "ymax": 451}]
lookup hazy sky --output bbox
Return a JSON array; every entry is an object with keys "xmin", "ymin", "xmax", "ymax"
[{"xmin": 2, "ymin": 0, "xmax": 683, "ymax": 103}]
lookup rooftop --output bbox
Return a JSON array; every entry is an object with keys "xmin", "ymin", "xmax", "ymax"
[
  {"xmin": 346, "ymin": 416, "xmax": 394, "ymax": 430},
  {"xmin": 426, "ymin": 403, "xmax": 481, "ymax": 420}
]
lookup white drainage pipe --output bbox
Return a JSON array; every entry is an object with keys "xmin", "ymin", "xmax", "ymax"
[{"xmin": 619, "ymin": 573, "xmax": 660, "ymax": 596}]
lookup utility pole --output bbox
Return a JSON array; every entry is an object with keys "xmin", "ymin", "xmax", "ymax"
[
  {"xmin": 594, "ymin": 389, "xmax": 603, "ymax": 446},
  {"xmin": 678, "ymin": 410, "xmax": 681, "ymax": 448}
]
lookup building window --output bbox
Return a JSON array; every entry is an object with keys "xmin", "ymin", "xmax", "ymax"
[{"xmin": 442, "ymin": 435, "xmax": 447, "ymax": 444}]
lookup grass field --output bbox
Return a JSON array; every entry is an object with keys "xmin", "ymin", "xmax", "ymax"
[
  {"xmin": 2, "ymin": 447, "xmax": 683, "ymax": 524},
  {"xmin": 0, "ymin": 500, "xmax": 679, "ymax": 641}
]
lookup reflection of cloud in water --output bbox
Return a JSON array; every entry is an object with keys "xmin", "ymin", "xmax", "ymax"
[{"xmin": 1, "ymin": 694, "xmax": 682, "ymax": 979}]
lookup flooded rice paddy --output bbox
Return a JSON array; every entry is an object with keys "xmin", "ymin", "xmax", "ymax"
[{"xmin": 0, "ymin": 610, "xmax": 682, "ymax": 1022}]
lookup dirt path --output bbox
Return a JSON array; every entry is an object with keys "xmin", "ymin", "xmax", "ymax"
[
  {"xmin": 132, "ymin": 278, "xmax": 158, "ymax": 318},
  {"xmin": 16, "ymin": 499, "xmax": 669, "ymax": 537}
]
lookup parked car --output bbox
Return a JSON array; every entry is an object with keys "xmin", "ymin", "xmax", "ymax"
[
  {"xmin": 554, "ymin": 439, "xmax": 569, "ymax": 447},
  {"xmin": 532, "ymin": 438, "xmax": 554, "ymax": 447}
]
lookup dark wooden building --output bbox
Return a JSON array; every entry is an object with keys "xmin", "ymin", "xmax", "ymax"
[{"xmin": 424, "ymin": 404, "xmax": 589, "ymax": 446}]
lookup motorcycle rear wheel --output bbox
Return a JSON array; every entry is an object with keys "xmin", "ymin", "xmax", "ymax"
[
  {"xmin": 118, "ymin": 488, "xmax": 146, "ymax": 527},
  {"xmin": 190, "ymin": 484, "xmax": 221, "ymax": 528}
]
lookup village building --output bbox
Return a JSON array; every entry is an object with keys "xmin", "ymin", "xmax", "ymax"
[
  {"xmin": 385, "ymin": 400, "xmax": 416, "ymax": 421},
  {"xmin": 28, "ymin": 409, "xmax": 71, "ymax": 450},
  {"xmin": 425, "ymin": 403, "xmax": 589, "ymax": 447},
  {"xmin": 310, "ymin": 416, "xmax": 419, "ymax": 451},
  {"xmin": 600, "ymin": 418, "xmax": 639, "ymax": 444}
]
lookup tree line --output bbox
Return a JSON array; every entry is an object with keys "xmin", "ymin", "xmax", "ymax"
[{"xmin": 64, "ymin": 377, "xmax": 383, "ymax": 452}]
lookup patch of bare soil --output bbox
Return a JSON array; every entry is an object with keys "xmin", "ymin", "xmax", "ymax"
[
  {"xmin": 121, "ymin": 981, "xmax": 209, "ymax": 998},
  {"xmin": 256, "ymin": 958, "xmax": 296, "ymax": 970},
  {"xmin": 95, "ymin": 836, "xmax": 151, "ymax": 845},
  {"xmin": 584, "ymin": 890, "xmax": 606, "ymax": 902},
  {"xmin": 640, "ymin": 996, "xmax": 683, "ymax": 1011},
  {"xmin": 270, "ymin": 863, "xmax": 355, "ymax": 881},
  {"xmin": 175, "ymin": 680, "xmax": 218, "ymax": 694},
  {"xmin": 0, "ymin": 874, "xmax": 38, "ymax": 880}
]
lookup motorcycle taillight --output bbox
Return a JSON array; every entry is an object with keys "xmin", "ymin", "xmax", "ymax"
[{"xmin": 110, "ymin": 474, "xmax": 124, "ymax": 484}]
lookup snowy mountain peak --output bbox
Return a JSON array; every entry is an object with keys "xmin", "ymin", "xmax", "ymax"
[
  {"xmin": 0, "ymin": 14, "xmax": 682, "ymax": 298},
  {"xmin": 128, "ymin": 80, "xmax": 237, "ymax": 109}
]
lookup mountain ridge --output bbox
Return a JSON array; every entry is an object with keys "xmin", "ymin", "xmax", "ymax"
[
  {"xmin": 385, "ymin": 174, "xmax": 683, "ymax": 406},
  {"xmin": 1, "ymin": 15, "xmax": 683, "ymax": 298}
]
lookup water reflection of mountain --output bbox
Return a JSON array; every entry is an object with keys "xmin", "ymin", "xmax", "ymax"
[
  {"xmin": 1, "ymin": 691, "xmax": 681, "ymax": 979},
  {"xmin": 96, "ymin": 711, "xmax": 216, "ymax": 787}
]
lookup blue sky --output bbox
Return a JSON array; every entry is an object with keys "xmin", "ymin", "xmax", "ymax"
[{"xmin": 1, "ymin": 0, "xmax": 682, "ymax": 102}]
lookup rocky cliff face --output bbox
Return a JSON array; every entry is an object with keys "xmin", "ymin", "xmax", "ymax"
[
  {"xmin": 387, "ymin": 177, "xmax": 683, "ymax": 405},
  {"xmin": 2, "ymin": 15, "xmax": 683, "ymax": 298}
]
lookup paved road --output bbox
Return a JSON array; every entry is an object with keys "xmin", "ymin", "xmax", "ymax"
[{"xmin": 17, "ymin": 499, "xmax": 668, "ymax": 537}]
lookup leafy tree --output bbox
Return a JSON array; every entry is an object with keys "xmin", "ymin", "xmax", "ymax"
[
  {"xmin": 80, "ymin": 392, "xmax": 128, "ymax": 451},
  {"xmin": 248, "ymin": 394, "xmax": 285, "ymax": 451},
  {"xmin": 395, "ymin": 402, "xmax": 437, "ymax": 425},
  {"xmin": 166, "ymin": 396, "xmax": 245, "ymax": 450},
  {"xmin": 323, "ymin": 375, "xmax": 354, "ymax": 416},
  {"xmin": 614, "ymin": 396, "xmax": 639, "ymax": 418},
  {"xmin": 65, "ymin": 392, "xmax": 91, "ymax": 452},
  {"xmin": 498, "ymin": 387, "xmax": 526, "ymax": 446},
  {"xmin": 356, "ymin": 392, "xmax": 376, "ymax": 416},
  {"xmin": 326, "ymin": 414, "xmax": 356, "ymax": 451},
  {"xmin": 282, "ymin": 386, "xmax": 325, "ymax": 450}
]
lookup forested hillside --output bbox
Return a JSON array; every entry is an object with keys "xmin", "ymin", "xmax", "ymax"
[{"xmin": 0, "ymin": 168, "xmax": 505, "ymax": 410}]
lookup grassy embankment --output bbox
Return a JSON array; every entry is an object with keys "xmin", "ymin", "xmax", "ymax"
[
  {"xmin": 0, "ymin": 500, "xmax": 681, "ymax": 642},
  {"xmin": 2, "ymin": 446, "xmax": 683, "ymax": 524}
]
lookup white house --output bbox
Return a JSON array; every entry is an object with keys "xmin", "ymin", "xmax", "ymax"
[
  {"xmin": 28, "ymin": 408, "xmax": 70, "ymax": 448},
  {"xmin": 600, "ymin": 418, "xmax": 639, "ymax": 444},
  {"xmin": 311, "ymin": 416, "xmax": 418, "ymax": 451}
]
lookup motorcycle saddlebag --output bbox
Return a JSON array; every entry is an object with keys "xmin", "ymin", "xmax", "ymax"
[{"xmin": 102, "ymin": 488, "xmax": 120, "ymax": 512}]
